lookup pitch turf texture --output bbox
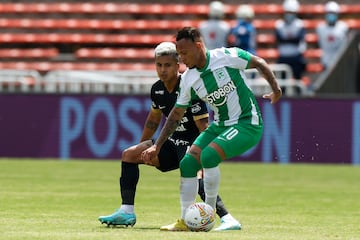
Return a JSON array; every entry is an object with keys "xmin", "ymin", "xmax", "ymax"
[{"xmin": 0, "ymin": 159, "xmax": 359, "ymax": 240}]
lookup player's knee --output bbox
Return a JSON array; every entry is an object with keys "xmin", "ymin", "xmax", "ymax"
[
  {"xmin": 201, "ymin": 146, "xmax": 222, "ymax": 168},
  {"xmin": 121, "ymin": 147, "xmax": 135, "ymax": 163},
  {"xmin": 180, "ymin": 153, "xmax": 201, "ymax": 178}
]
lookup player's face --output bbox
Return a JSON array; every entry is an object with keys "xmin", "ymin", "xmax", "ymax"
[
  {"xmin": 155, "ymin": 55, "xmax": 179, "ymax": 83},
  {"xmin": 176, "ymin": 39, "xmax": 203, "ymax": 69}
]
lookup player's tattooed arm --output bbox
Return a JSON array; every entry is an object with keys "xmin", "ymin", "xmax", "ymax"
[
  {"xmin": 248, "ymin": 55, "xmax": 282, "ymax": 104},
  {"xmin": 141, "ymin": 107, "xmax": 185, "ymax": 163},
  {"xmin": 140, "ymin": 109, "xmax": 162, "ymax": 142},
  {"xmin": 154, "ymin": 107, "xmax": 185, "ymax": 147},
  {"xmin": 144, "ymin": 120, "xmax": 159, "ymax": 131}
]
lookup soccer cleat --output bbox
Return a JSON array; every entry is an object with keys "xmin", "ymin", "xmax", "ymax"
[
  {"xmin": 213, "ymin": 218, "xmax": 242, "ymax": 231},
  {"xmin": 160, "ymin": 219, "xmax": 190, "ymax": 231},
  {"xmin": 98, "ymin": 209, "xmax": 136, "ymax": 227}
]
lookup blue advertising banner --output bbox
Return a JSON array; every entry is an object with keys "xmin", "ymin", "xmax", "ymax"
[{"xmin": 0, "ymin": 94, "xmax": 359, "ymax": 164}]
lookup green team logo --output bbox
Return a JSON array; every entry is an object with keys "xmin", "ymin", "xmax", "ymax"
[
  {"xmin": 215, "ymin": 68, "xmax": 226, "ymax": 81},
  {"xmin": 206, "ymin": 81, "xmax": 236, "ymax": 107}
]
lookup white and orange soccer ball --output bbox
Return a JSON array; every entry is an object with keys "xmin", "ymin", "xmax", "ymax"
[{"xmin": 184, "ymin": 202, "xmax": 216, "ymax": 232}]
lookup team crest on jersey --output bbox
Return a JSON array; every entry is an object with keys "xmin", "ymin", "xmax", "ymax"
[{"xmin": 214, "ymin": 68, "xmax": 227, "ymax": 82}]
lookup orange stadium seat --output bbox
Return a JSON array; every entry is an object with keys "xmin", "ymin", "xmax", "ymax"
[
  {"xmin": 257, "ymin": 49, "xmax": 322, "ymax": 60},
  {"xmin": 0, "ymin": 48, "xmax": 58, "ymax": 58},
  {"xmin": 0, "ymin": 33, "xmax": 321, "ymax": 45},
  {"xmin": 0, "ymin": 33, "xmax": 174, "ymax": 44},
  {"xmin": 75, "ymin": 48, "xmax": 322, "ymax": 61},
  {"xmin": 0, "ymin": 62, "xmax": 156, "ymax": 72},
  {"xmin": 0, "ymin": 18, "xmax": 203, "ymax": 30},
  {"xmin": 75, "ymin": 48, "xmax": 154, "ymax": 59},
  {"xmin": 0, "ymin": 18, "xmax": 359, "ymax": 31},
  {"xmin": 0, "ymin": 61, "xmax": 323, "ymax": 74}
]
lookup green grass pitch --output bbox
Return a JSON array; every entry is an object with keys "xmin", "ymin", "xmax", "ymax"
[{"xmin": 0, "ymin": 159, "xmax": 359, "ymax": 240}]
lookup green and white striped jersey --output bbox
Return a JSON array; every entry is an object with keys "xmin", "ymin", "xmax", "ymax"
[{"xmin": 176, "ymin": 47, "xmax": 262, "ymax": 127}]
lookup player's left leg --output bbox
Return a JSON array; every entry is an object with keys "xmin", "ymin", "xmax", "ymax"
[
  {"xmin": 197, "ymin": 177, "xmax": 241, "ymax": 231},
  {"xmin": 200, "ymin": 123, "xmax": 263, "ymax": 230},
  {"xmin": 98, "ymin": 140, "xmax": 154, "ymax": 227}
]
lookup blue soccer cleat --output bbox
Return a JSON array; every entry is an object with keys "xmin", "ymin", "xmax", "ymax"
[
  {"xmin": 98, "ymin": 209, "xmax": 136, "ymax": 227},
  {"xmin": 214, "ymin": 214, "xmax": 242, "ymax": 231}
]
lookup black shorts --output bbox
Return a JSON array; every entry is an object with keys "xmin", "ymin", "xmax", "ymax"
[{"xmin": 156, "ymin": 139, "xmax": 189, "ymax": 172}]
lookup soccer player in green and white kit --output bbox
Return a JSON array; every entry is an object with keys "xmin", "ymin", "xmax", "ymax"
[{"xmin": 141, "ymin": 27, "xmax": 282, "ymax": 231}]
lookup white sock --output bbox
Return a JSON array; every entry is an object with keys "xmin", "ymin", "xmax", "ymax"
[
  {"xmin": 203, "ymin": 166, "xmax": 220, "ymax": 211},
  {"xmin": 180, "ymin": 177, "xmax": 198, "ymax": 219},
  {"xmin": 120, "ymin": 204, "xmax": 134, "ymax": 214}
]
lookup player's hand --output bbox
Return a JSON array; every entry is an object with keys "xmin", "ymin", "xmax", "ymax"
[
  {"xmin": 263, "ymin": 89, "xmax": 282, "ymax": 104},
  {"xmin": 141, "ymin": 145, "xmax": 159, "ymax": 165}
]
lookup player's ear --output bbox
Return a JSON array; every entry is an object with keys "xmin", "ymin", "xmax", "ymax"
[{"xmin": 195, "ymin": 41, "xmax": 202, "ymax": 49}]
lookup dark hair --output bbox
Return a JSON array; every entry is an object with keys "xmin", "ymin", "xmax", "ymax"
[{"xmin": 176, "ymin": 27, "xmax": 202, "ymax": 42}]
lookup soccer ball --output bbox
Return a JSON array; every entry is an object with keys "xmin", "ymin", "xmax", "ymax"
[{"xmin": 184, "ymin": 202, "xmax": 216, "ymax": 232}]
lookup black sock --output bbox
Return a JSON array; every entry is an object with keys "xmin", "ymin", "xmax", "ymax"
[
  {"xmin": 120, "ymin": 162, "xmax": 139, "ymax": 205},
  {"xmin": 197, "ymin": 178, "xmax": 228, "ymax": 218}
]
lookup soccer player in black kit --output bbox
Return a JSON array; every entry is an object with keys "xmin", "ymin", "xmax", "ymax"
[{"xmin": 98, "ymin": 42, "xmax": 241, "ymax": 231}]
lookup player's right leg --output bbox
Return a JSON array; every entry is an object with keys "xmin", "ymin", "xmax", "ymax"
[
  {"xmin": 197, "ymin": 177, "xmax": 241, "ymax": 231},
  {"xmin": 98, "ymin": 140, "xmax": 156, "ymax": 227}
]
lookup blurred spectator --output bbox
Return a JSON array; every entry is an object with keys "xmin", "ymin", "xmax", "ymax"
[
  {"xmin": 228, "ymin": 5, "xmax": 257, "ymax": 54},
  {"xmin": 316, "ymin": 1, "xmax": 349, "ymax": 70},
  {"xmin": 199, "ymin": 1, "xmax": 230, "ymax": 49},
  {"xmin": 275, "ymin": 0, "xmax": 307, "ymax": 80}
]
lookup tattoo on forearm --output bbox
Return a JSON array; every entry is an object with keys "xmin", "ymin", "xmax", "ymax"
[
  {"xmin": 145, "ymin": 120, "xmax": 159, "ymax": 131},
  {"xmin": 156, "ymin": 119, "xmax": 180, "ymax": 146},
  {"xmin": 256, "ymin": 60, "xmax": 278, "ymax": 90}
]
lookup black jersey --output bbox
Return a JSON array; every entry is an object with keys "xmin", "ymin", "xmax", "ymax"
[{"xmin": 150, "ymin": 77, "xmax": 208, "ymax": 146}]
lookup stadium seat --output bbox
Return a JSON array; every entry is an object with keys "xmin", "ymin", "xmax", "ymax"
[
  {"xmin": 0, "ymin": 60, "xmax": 324, "ymax": 73},
  {"xmin": 75, "ymin": 48, "xmax": 154, "ymax": 59},
  {"xmin": 0, "ymin": 32, "xmax": 322, "ymax": 45},
  {"xmin": 0, "ymin": 18, "xmax": 359, "ymax": 32},
  {"xmin": 0, "ymin": 48, "xmax": 58, "ymax": 58},
  {"xmin": 75, "ymin": 47, "xmax": 322, "ymax": 62},
  {"xmin": 0, "ymin": 62, "xmax": 156, "ymax": 72}
]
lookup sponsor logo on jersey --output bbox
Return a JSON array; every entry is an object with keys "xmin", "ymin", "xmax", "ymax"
[
  {"xmin": 174, "ymin": 116, "xmax": 189, "ymax": 132},
  {"xmin": 206, "ymin": 81, "xmax": 236, "ymax": 107},
  {"xmin": 168, "ymin": 137, "xmax": 190, "ymax": 146},
  {"xmin": 158, "ymin": 105, "xmax": 166, "ymax": 109},
  {"xmin": 155, "ymin": 90, "xmax": 164, "ymax": 95}
]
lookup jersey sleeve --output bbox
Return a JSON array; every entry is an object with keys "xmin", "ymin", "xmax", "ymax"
[
  {"xmin": 223, "ymin": 47, "xmax": 251, "ymax": 69},
  {"xmin": 175, "ymin": 71, "xmax": 193, "ymax": 109},
  {"xmin": 150, "ymin": 82, "xmax": 161, "ymax": 112},
  {"xmin": 190, "ymin": 100, "xmax": 209, "ymax": 121}
]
